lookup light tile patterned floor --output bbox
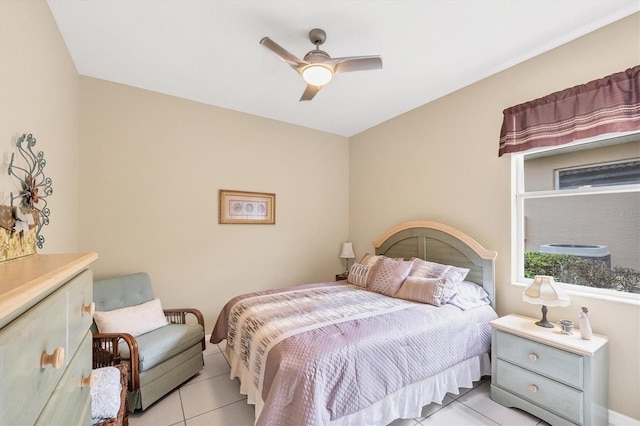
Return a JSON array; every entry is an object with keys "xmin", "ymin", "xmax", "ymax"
[{"xmin": 129, "ymin": 342, "xmax": 548, "ymax": 426}]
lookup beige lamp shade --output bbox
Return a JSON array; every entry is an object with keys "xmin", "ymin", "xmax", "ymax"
[
  {"xmin": 523, "ymin": 275, "xmax": 570, "ymax": 306},
  {"xmin": 340, "ymin": 242, "xmax": 355, "ymax": 259}
]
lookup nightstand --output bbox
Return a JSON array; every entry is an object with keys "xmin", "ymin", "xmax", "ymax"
[
  {"xmin": 490, "ymin": 314, "xmax": 608, "ymax": 426},
  {"xmin": 335, "ymin": 273, "xmax": 348, "ymax": 281}
]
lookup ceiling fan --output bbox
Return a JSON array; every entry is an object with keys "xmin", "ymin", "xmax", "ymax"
[{"xmin": 260, "ymin": 28, "xmax": 383, "ymax": 101}]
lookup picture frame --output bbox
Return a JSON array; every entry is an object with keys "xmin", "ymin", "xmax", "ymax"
[{"xmin": 219, "ymin": 189, "xmax": 276, "ymax": 224}]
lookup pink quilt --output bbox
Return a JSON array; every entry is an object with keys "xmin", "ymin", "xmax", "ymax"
[{"xmin": 211, "ymin": 282, "xmax": 497, "ymax": 426}]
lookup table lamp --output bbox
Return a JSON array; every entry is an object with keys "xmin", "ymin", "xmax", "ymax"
[
  {"xmin": 523, "ymin": 275, "xmax": 570, "ymax": 328},
  {"xmin": 340, "ymin": 242, "xmax": 355, "ymax": 274}
]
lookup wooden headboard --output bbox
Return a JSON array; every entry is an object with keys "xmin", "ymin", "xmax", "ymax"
[{"xmin": 373, "ymin": 221, "xmax": 497, "ymax": 306}]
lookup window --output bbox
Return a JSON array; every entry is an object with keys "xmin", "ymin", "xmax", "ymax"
[
  {"xmin": 515, "ymin": 133, "xmax": 640, "ymax": 298},
  {"xmin": 556, "ymin": 159, "xmax": 640, "ymax": 190}
]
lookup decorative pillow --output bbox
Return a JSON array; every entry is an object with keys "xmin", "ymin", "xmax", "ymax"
[
  {"xmin": 410, "ymin": 258, "xmax": 470, "ymax": 303},
  {"xmin": 93, "ymin": 298, "xmax": 168, "ymax": 337},
  {"xmin": 367, "ymin": 257, "xmax": 413, "ymax": 296},
  {"xmin": 395, "ymin": 276, "xmax": 447, "ymax": 306},
  {"xmin": 359, "ymin": 253, "xmax": 382, "ymax": 267},
  {"xmin": 91, "ymin": 366, "xmax": 121, "ymax": 423},
  {"xmin": 347, "ymin": 263, "xmax": 371, "ymax": 288}
]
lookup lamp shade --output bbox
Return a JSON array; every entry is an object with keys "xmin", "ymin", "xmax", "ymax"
[
  {"xmin": 302, "ymin": 64, "xmax": 333, "ymax": 86},
  {"xmin": 340, "ymin": 242, "xmax": 355, "ymax": 259},
  {"xmin": 523, "ymin": 275, "xmax": 570, "ymax": 307}
]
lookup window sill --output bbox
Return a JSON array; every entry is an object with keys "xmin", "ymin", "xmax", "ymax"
[{"xmin": 511, "ymin": 280, "xmax": 640, "ymax": 306}]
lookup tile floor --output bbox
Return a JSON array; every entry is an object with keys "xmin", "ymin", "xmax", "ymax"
[{"xmin": 129, "ymin": 342, "xmax": 549, "ymax": 426}]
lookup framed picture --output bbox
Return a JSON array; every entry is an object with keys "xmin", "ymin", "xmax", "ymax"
[{"xmin": 219, "ymin": 190, "xmax": 276, "ymax": 224}]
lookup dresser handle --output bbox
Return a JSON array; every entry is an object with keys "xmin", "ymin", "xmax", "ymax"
[
  {"xmin": 41, "ymin": 347, "xmax": 65, "ymax": 369},
  {"xmin": 82, "ymin": 302, "xmax": 95, "ymax": 316},
  {"xmin": 529, "ymin": 353, "xmax": 538, "ymax": 361},
  {"xmin": 529, "ymin": 385, "xmax": 538, "ymax": 393},
  {"xmin": 81, "ymin": 372, "xmax": 94, "ymax": 388}
]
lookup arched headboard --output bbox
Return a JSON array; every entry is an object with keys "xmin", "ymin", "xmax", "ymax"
[{"xmin": 373, "ymin": 221, "xmax": 497, "ymax": 306}]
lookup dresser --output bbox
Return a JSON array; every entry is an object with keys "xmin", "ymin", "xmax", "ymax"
[
  {"xmin": 0, "ymin": 253, "xmax": 98, "ymax": 425},
  {"xmin": 490, "ymin": 314, "xmax": 608, "ymax": 426}
]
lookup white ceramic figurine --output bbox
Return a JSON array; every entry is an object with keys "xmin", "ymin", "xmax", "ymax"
[{"xmin": 579, "ymin": 306, "xmax": 592, "ymax": 340}]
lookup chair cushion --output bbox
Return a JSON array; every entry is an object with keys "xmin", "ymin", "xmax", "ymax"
[
  {"xmin": 94, "ymin": 272, "xmax": 155, "ymax": 312},
  {"xmin": 119, "ymin": 323, "xmax": 204, "ymax": 372}
]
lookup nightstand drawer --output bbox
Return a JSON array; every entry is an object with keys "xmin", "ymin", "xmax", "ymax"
[
  {"xmin": 496, "ymin": 359, "xmax": 584, "ymax": 424},
  {"xmin": 495, "ymin": 330, "xmax": 583, "ymax": 388}
]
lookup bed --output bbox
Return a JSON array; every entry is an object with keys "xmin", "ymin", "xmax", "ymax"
[{"xmin": 211, "ymin": 221, "xmax": 498, "ymax": 426}]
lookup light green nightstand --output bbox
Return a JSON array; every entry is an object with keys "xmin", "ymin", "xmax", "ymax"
[{"xmin": 490, "ymin": 314, "xmax": 609, "ymax": 426}]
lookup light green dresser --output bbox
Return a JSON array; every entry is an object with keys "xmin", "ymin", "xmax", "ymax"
[
  {"xmin": 0, "ymin": 253, "xmax": 98, "ymax": 426},
  {"xmin": 490, "ymin": 314, "xmax": 609, "ymax": 426}
]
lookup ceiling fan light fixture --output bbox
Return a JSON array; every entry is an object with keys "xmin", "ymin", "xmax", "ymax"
[{"xmin": 302, "ymin": 64, "xmax": 333, "ymax": 86}]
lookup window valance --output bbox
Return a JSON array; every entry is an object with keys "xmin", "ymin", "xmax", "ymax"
[{"xmin": 499, "ymin": 65, "xmax": 640, "ymax": 156}]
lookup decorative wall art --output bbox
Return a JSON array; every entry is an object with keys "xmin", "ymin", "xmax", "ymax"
[
  {"xmin": 0, "ymin": 204, "xmax": 39, "ymax": 262},
  {"xmin": 219, "ymin": 190, "xmax": 275, "ymax": 224},
  {"xmin": 8, "ymin": 133, "xmax": 53, "ymax": 249}
]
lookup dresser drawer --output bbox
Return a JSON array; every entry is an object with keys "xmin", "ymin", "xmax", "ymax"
[
  {"xmin": 0, "ymin": 282, "xmax": 68, "ymax": 426},
  {"xmin": 495, "ymin": 330, "xmax": 584, "ymax": 388},
  {"xmin": 36, "ymin": 330, "xmax": 93, "ymax": 425},
  {"xmin": 496, "ymin": 359, "xmax": 584, "ymax": 424},
  {"xmin": 67, "ymin": 269, "xmax": 94, "ymax": 355}
]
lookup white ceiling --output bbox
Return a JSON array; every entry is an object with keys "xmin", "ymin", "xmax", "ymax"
[{"xmin": 47, "ymin": 1, "xmax": 639, "ymax": 137}]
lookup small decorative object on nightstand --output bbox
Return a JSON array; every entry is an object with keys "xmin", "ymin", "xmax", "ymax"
[
  {"xmin": 490, "ymin": 314, "xmax": 608, "ymax": 425},
  {"xmin": 579, "ymin": 306, "xmax": 593, "ymax": 340}
]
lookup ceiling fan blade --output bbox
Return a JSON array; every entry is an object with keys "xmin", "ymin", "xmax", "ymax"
[
  {"xmin": 299, "ymin": 84, "xmax": 322, "ymax": 101},
  {"xmin": 260, "ymin": 37, "xmax": 307, "ymax": 69},
  {"xmin": 328, "ymin": 56, "xmax": 383, "ymax": 74}
]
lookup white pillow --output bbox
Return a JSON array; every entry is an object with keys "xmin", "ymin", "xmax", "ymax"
[
  {"xmin": 447, "ymin": 281, "xmax": 491, "ymax": 310},
  {"xmin": 91, "ymin": 366, "xmax": 121, "ymax": 423},
  {"xmin": 93, "ymin": 298, "xmax": 168, "ymax": 337}
]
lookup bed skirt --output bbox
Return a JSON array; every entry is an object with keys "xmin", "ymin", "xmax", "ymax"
[{"xmin": 224, "ymin": 346, "xmax": 490, "ymax": 426}]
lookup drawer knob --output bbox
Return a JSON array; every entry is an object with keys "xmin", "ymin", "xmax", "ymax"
[
  {"xmin": 529, "ymin": 353, "xmax": 538, "ymax": 361},
  {"xmin": 529, "ymin": 385, "xmax": 538, "ymax": 393},
  {"xmin": 41, "ymin": 347, "xmax": 64, "ymax": 369},
  {"xmin": 81, "ymin": 372, "xmax": 94, "ymax": 388},
  {"xmin": 82, "ymin": 302, "xmax": 95, "ymax": 316}
]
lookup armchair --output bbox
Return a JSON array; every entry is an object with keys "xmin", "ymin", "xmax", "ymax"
[{"xmin": 91, "ymin": 272, "xmax": 205, "ymax": 412}]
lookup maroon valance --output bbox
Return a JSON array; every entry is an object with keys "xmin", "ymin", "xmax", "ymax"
[{"xmin": 499, "ymin": 65, "xmax": 640, "ymax": 156}]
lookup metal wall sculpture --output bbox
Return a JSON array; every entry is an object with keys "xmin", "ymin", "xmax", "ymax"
[{"xmin": 8, "ymin": 133, "xmax": 53, "ymax": 248}]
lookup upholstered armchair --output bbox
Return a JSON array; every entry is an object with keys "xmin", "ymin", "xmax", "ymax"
[{"xmin": 91, "ymin": 272, "xmax": 205, "ymax": 412}]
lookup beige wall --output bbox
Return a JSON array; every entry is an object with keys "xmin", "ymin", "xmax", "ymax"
[
  {"xmin": 78, "ymin": 78, "xmax": 349, "ymax": 328},
  {"xmin": 349, "ymin": 13, "xmax": 640, "ymax": 419},
  {"xmin": 0, "ymin": 0, "xmax": 80, "ymax": 253}
]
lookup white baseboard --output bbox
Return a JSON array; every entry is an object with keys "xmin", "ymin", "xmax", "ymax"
[{"xmin": 609, "ymin": 409, "xmax": 640, "ymax": 426}]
